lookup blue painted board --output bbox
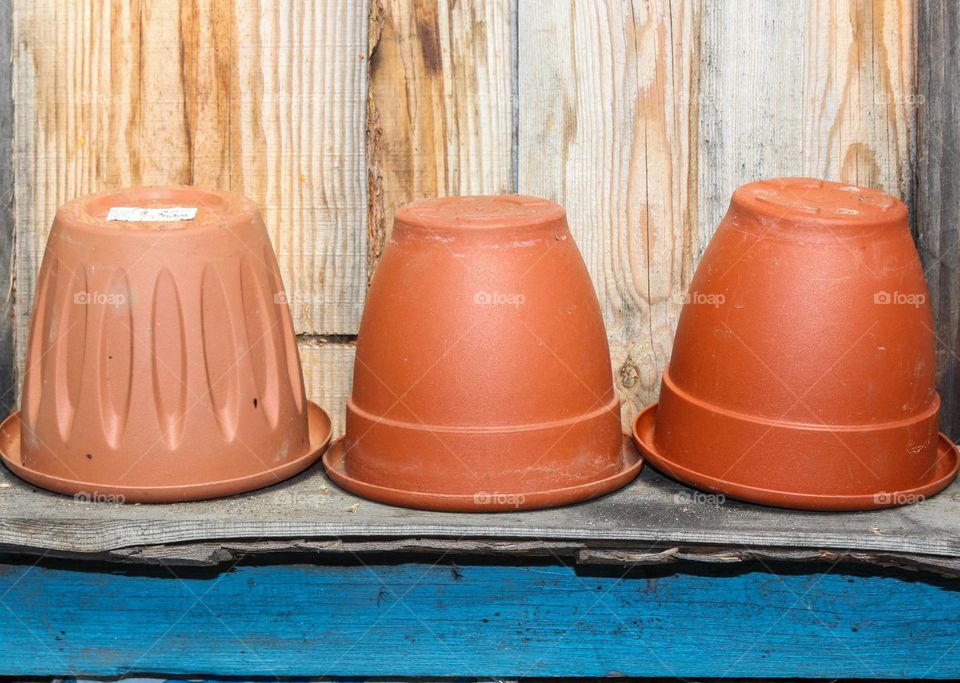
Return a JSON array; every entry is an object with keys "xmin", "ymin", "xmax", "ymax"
[{"xmin": 0, "ymin": 558, "xmax": 957, "ymax": 678}]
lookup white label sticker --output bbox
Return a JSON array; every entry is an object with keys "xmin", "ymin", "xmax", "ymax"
[{"xmin": 106, "ymin": 207, "xmax": 198, "ymax": 222}]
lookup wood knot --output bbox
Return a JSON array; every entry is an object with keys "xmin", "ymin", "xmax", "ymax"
[{"xmin": 619, "ymin": 361, "xmax": 639, "ymax": 388}]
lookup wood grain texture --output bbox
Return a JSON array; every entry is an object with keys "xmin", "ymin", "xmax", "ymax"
[
  {"xmin": 366, "ymin": 0, "xmax": 515, "ymax": 265},
  {"xmin": 11, "ymin": 0, "xmax": 368, "ymax": 395},
  {"xmin": 298, "ymin": 339, "xmax": 354, "ymax": 437},
  {"xmin": 0, "ymin": 3, "xmax": 14, "ymax": 419},
  {"xmin": 2, "ymin": 448, "xmax": 958, "ymax": 560},
  {"xmin": 699, "ymin": 0, "xmax": 917, "ymax": 242},
  {"xmin": 233, "ymin": 0, "xmax": 367, "ymax": 333},
  {"xmin": 917, "ymin": 0, "xmax": 960, "ymax": 438},
  {"xmin": 1, "ymin": 558, "xmax": 958, "ymax": 677},
  {"xmin": 518, "ymin": 0, "xmax": 700, "ymax": 427}
]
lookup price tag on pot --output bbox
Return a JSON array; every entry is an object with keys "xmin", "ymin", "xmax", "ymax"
[{"xmin": 106, "ymin": 207, "xmax": 198, "ymax": 222}]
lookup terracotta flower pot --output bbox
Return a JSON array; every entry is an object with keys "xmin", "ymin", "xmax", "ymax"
[
  {"xmin": 0, "ymin": 186, "xmax": 331, "ymax": 502},
  {"xmin": 323, "ymin": 195, "xmax": 641, "ymax": 511},
  {"xmin": 633, "ymin": 178, "xmax": 959, "ymax": 510}
]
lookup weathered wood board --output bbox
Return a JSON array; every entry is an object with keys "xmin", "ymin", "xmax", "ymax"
[
  {"xmin": 366, "ymin": 0, "xmax": 515, "ymax": 263},
  {"xmin": 918, "ymin": 0, "xmax": 960, "ymax": 439},
  {"xmin": 518, "ymin": 0, "xmax": 700, "ymax": 427},
  {"xmin": 298, "ymin": 340, "xmax": 354, "ymax": 437},
  {"xmin": 1, "ymin": 558, "xmax": 958, "ymax": 677},
  {"xmin": 10, "ymin": 0, "xmax": 368, "ymax": 392},
  {"xmin": 700, "ymin": 0, "xmax": 916, "ymax": 236},
  {"xmin": 1, "ymin": 450, "xmax": 958, "ymax": 569},
  {"xmin": 0, "ymin": 3, "xmax": 14, "ymax": 420}
]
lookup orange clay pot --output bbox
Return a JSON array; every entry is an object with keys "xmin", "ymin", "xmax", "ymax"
[
  {"xmin": 633, "ymin": 178, "xmax": 959, "ymax": 511},
  {"xmin": 323, "ymin": 195, "xmax": 641, "ymax": 511},
  {"xmin": 0, "ymin": 186, "xmax": 331, "ymax": 502}
]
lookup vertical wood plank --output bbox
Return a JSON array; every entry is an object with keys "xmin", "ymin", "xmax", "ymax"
[
  {"xmin": 699, "ymin": 0, "xmax": 917, "ymax": 244},
  {"xmin": 232, "ymin": 0, "xmax": 368, "ymax": 333},
  {"xmin": 299, "ymin": 341, "xmax": 355, "ymax": 437},
  {"xmin": 0, "ymin": 2, "xmax": 13, "ymax": 418},
  {"xmin": 366, "ymin": 0, "xmax": 515, "ymax": 265},
  {"xmin": 517, "ymin": 0, "xmax": 700, "ymax": 427},
  {"xmin": 917, "ymin": 0, "xmax": 960, "ymax": 437},
  {"xmin": 11, "ymin": 0, "xmax": 367, "ymax": 395}
]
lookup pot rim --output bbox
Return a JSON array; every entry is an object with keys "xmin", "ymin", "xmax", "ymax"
[
  {"xmin": 632, "ymin": 402, "xmax": 959, "ymax": 511},
  {"xmin": 56, "ymin": 185, "xmax": 259, "ymax": 236},
  {"xmin": 322, "ymin": 436, "xmax": 643, "ymax": 512},
  {"xmin": 731, "ymin": 177, "xmax": 908, "ymax": 231},
  {"xmin": 395, "ymin": 195, "xmax": 566, "ymax": 234},
  {"xmin": 0, "ymin": 402, "xmax": 333, "ymax": 503}
]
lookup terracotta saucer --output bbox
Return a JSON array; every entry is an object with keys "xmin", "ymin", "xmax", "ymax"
[
  {"xmin": 323, "ymin": 436, "xmax": 643, "ymax": 513},
  {"xmin": 633, "ymin": 403, "xmax": 960, "ymax": 511},
  {"xmin": 0, "ymin": 402, "xmax": 332, "ymax": 503}
]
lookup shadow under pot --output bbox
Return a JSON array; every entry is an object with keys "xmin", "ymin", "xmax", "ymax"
[
  {"xmin": 633, "ymin": 177, "xmax": 959, "ymax": 511},
  {"xmin": 323, "ymin": 195, "xmax": 642, "ymax": 511},
  {"xmin": 0, "ymin": 186, "xmax": 332, "ymax": 502}
]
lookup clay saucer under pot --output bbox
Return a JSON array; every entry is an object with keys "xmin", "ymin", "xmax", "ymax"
[
  {"xmin": 323, "ymin": 195, "xmax": 642, "ymax": 511},
  {"xmin": 0, "ymin": 186, "xmax": 332, "ymax": 502},
  {"xmin": 633, "ymin": 178, "xmax": 959, "ymax": 511}
]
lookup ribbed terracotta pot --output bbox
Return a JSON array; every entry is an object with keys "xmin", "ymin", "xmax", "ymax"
[
  {"xmin": 323, "ymin": 195, "xmax": 641, "ymax": 511},
  {"xmin": 633, "ymin": 178, "xmax": 959, "ymax": 510},
  {"xmin": 0, "ymin": 186, "xmax": 331, "ymax": 502}
]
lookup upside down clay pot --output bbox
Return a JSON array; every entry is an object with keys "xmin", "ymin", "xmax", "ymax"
[
  {"xmin": 323, "ymin": 195, "xmax": 642, "ymax": 511},
  {"xmin": 0, "ymin": 186, "xmax": 332, "ymax": 502},
  {"xmin": 633, "ymin": 178, "xmax": 959, "ymax": 510}
]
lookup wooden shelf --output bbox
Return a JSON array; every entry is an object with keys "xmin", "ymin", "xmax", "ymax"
[{"xmin": 2, "ymin": 457, "xmax": 958, "ymax": 574}]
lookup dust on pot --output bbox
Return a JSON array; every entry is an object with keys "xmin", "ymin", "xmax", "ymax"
[
  {"xmin": 323, "ymin": 195, "xmax": 641, "ymax": 511},
  {"xmin": 633, "ymin": 177, "xmax": 959, "ymax": 511},
  {"xmin": 0, "ymin": 186, "xmax": 332, "ymax": 502}
]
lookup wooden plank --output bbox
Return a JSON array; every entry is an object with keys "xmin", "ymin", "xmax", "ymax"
[
  {"xmin": 1, "ymin": 451, "xmax": 959, "ymax": 561},
  {"xmin": 102, "ymin": 538, "xmax": 960, "ymax": 577},
  {"xmin": 366, "ymin": 0, "xmax": 515, "ymax": 263},
  {"xmin": 699, "ymin": 0, "xmax": 916, "ymax": 242},
  {"xmin": 917, "ymin": 0, "xmax": 960, "ymax": 438},
  {"xmin": 232, "ymin": 0, "xmax": 367, "ymax": 332},
  {"xmin": 0, "ymin": 558, "xmax": 958, "ymax": 677},
  {"xmin": 298, "ymin": 339, "xmax": 354, "ymax": 438},
  {"xmin": 11, "ymin": 0, "xmax": 367, "ymax": 396},
  {"xmin": 0, "ymin": 2, "xmax": 14, "ymax": 420},
  {"xmin": 517, "ymin": 0, "xmax": 700, "ymax": 427}
]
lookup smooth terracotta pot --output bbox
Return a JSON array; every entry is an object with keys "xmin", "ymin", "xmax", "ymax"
[
  {"xmin": 633, "ymin": 178, "xmax": 959, "ymax": 510},
  {"xmin": 323, "ymin": 195, "xmax": 641, "ymax": 511},
  {"xmin": 0, "ymin": 186, "xmax": 332, "ymax": 502}
]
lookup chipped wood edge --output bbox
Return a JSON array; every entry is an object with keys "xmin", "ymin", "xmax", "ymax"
[
  {"xmin": 366, "ymin": 0, "xmax": 387, "ymax": 278},
  {"xmin": 1, "ymin": 537, "xmax": 957, "ymax": 579}
]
